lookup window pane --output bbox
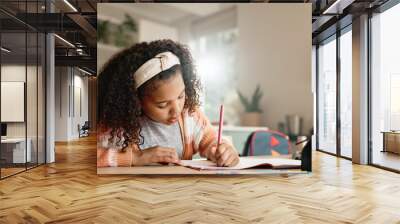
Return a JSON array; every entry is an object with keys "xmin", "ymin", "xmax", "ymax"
[
  {"xmin": 192, "ymin": 29, "xmax": 239, "ymax": 124},
  {"xmin": 318, "ymin": 36, "xmax": 337, "ymax": 154},
  {"xmin": 340, "ymin": 29, "xmax": 352, "ymax": 158}
]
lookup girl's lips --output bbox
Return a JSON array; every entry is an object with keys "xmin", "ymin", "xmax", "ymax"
[{"xmin": 168, "ymin": 117, "xmax": 178, "ymax": 123}]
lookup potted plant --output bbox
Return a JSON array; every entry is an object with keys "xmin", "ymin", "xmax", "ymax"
[
  {"xmin": 97, "ymin": 20, "xmax": 110, "ymax": 44},
  {"xmin": 121, "ymin": 14, "xmax": 138, "ymax": 33},
  {"xmin": 237, "ymin": 85, "xmax": 263, "ymax": 126},
  {"xmin": 114, "ymin": 14, "xmax": 138, "ymax": 47}
]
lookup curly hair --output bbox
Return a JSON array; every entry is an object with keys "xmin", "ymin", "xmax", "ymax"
[{"xmin": 97, "ymin": 39, "xmax": 202, "ymax": 150}]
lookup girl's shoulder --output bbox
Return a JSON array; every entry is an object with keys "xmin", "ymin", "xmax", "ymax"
[
  {"xmin": 184, "ymin": 107, "xmax": 204, "ymax": 119},
  {"xmin": 183, "ymin": 107, "xmax": 210, "ymax": 127}
]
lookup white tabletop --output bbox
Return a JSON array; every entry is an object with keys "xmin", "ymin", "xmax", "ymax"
[{"xmin": 1, "ymin": 138, "xmax": 27, "ymax": 143}]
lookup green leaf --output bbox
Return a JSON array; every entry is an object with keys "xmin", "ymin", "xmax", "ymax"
[
  {"xmin": 97, "ymin": 20, "xmax": 109, "ymax": 43},
  {"xmin": 122, "ymin": 14, "xmax": 137, "ymax": 32},
  {"xmin": 237, "ymin": 86, "xmax": 263, "ymax": 113},
  {"xmin": 237, "ymin": 90, "xmax": 250, "ymax": 110}
]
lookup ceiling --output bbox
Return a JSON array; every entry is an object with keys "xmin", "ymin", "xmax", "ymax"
[
  {"xmin": 0, "ymin": 0, "xmax": 394, "ymax": 75},
  {"xmin": 0, "ymin": 0, "xmax": 98, "ymax": 74}
]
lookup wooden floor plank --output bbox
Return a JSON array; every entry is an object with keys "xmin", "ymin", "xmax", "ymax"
[{"xmin": 0, "ymin": 135, "xmax": 399, "ymax": 223}]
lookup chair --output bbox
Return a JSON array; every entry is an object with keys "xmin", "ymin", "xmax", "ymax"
[
  {"xmin": 242, "ymin": 130, "xmax": 292, "ymax": 156},
  {"xmin": 78, "ymin": 121, "xmax": 90, "ymax": 138}
]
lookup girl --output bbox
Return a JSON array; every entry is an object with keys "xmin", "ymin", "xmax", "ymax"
[{"xmin": 97, "ymin": 39, "xmax": 239, "ymax": 167}]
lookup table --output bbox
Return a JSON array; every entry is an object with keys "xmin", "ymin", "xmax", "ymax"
[
  {"xmin": 1, "ymin": 138, "xmax": 32, "ymax": 163},
  {"xmin": 382, "ymin": 131, "xmax": 400, "ymax": 154},
  {"xmin": 97, "ymin": 164, "xmax": 305, "ymax": 175}
]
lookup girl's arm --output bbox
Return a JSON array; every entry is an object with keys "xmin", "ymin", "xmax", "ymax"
[
  {"xmin": 191, "ymin": 108, "xmax": 239, "ymax": 166},
  {"xmin": 97, "ymin": 129, "xmax": 180, "ymax": 167},
  {"xmin": 188, "ymin": 108, "xmax": 217, "ymax": 159},
  {"xmin": 132, "ymin": 146, "xmax": 180, "ymax": 166},
  {"xmin": 97, "ymin": 130, "xmax": 135, "ymax": 167}
]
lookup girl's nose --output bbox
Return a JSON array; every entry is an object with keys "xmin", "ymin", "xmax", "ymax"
[{"xmin": 170, "ymin": 100, "xmax": 180, "ymax": 115}]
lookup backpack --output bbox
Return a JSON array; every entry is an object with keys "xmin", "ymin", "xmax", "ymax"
[{"xmin": 242, "ymin": 130, "xmax": 292, "ymax": 156}]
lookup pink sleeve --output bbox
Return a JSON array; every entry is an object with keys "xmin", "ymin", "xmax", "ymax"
[
  {"xmin": 97, "ymin": 129, "xmax": 135, "ymax": 167},
  {"xmin": 190, "ymin": 108, "xmax": 218, "ymax": 158}
]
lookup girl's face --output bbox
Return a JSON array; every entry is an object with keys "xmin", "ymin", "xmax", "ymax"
[{"xmin": 140, "ymin": 71, "xmax": 186, "ymax": 125}]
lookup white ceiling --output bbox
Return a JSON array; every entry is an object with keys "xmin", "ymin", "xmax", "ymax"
[
  {"xmin": 100, "ymin": 3, "xmax": 236, "ymax": 26},
  {"xmin": 164, "ymin": 3, "xmax": 233, "ymax": 17}
]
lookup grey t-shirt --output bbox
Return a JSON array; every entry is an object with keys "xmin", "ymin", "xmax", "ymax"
[{"xmin": 138, "ymin": 116, "xmax": 184, "ymax": 158}]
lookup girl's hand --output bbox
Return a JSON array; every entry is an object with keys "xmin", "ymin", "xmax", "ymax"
[
  {"xmin": 133, "ymin": 146, "xmax": 181, "ymax": 166},
  {"xmin": 212, "ymin": 143, "xmax": 240, "ymax": 167}
]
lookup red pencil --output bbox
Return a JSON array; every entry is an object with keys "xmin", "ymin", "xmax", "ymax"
[{"xmin": 217, "ymin": 105, "xmax": 224, "ymax": 146}]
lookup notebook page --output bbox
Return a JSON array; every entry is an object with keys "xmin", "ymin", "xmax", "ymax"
[{"xmin": 180, "ymin": 157, "xmax": 301, "ymax": 170}]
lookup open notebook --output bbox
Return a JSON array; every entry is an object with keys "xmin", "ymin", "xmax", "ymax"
[{"xmin": 179, "ymin": 157, "xmax": 301, "ymax": 170}]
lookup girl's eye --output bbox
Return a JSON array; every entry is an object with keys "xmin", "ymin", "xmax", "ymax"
[
  {"xmin": 178, "ymin": 93, "xmax": 185, "ymax": 99},
  {"xmin": 157, "ymin": 103, "xmax": 168, "ymax": 109}
]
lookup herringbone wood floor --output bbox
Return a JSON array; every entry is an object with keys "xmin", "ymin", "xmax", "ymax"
[{"xmin": 1, "ymin": 135, "xmax": 400, "ymax": 223}]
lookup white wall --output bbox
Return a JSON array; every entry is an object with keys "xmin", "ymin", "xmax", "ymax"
[
  {"xmin": 55, "ymin": 67, "xmax": 69, "ymax": 141},
  {"xmin": 72, "ymin": 74, "xmax": 89, "ymax": 138},
  {"xmin": 139, "ymin": 19, "xmax": 178, "ymax": 42},
  {"xmin": 1, "ymin": 65, "xmax": 26, "ymax": 81},
  {"xmin": 237, "ymin": 4, "xmax": 313, "ymax": 133},
  {"xmin": 1, "ymin": 65, "xmax": 36, "ymax": 137},
  {"xmin": 55, "ymin": 67, "xmax": 89, "ymax": 141},
  {"xmin": 1, "ymin": 63, "xmax": 46, "ymax": 163}
]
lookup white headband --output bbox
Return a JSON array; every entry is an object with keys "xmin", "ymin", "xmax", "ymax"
[{"xmin": 134, "ymin": 51, "xmax": 181, "ymax": 89}]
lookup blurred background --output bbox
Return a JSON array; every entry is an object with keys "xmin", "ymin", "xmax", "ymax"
[{"xmin": 97, "ymin": 4, "xmax": 313, "ymax": 154}]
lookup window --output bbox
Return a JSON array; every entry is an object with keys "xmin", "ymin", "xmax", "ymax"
[
  {"xmin": 339, "ymin": 28, "xmax": 352, "ymax": 158},
  {"xmin": 371, "ymin": 2, "xmax": 400, "ymax": 171},
  {"xmin": 190, "ymin": 29, "xmax": 239, "ymax": 124},
  {"xmin": 317, "ymin": 36, "xmax": 337, "ymax": 154}
]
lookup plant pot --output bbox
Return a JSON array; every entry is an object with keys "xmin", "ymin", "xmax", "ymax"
[{"xmin": 241, "ymin": 112, "xmax": 262, "ymax": 126}]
